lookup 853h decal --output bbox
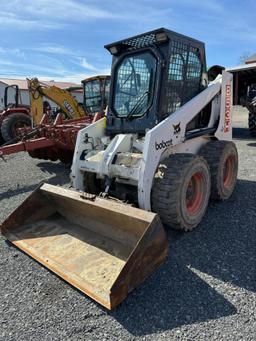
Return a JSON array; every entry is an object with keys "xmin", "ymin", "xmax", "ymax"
[{"xmin": 224, "ymin": 85, "xmax": 231, "ymax": 133}]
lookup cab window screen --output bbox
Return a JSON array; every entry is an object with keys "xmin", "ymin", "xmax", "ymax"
[
  {"xmin": 164, "ymin": 41, "xmax": 202, "ymax": 115},
  {"xmin": 113, "ymin": 52, "xmax": 156, "ymax": 118},
  {"xmin": 84, "ymin": 80, "xmax": 101, "ymax": 114}
]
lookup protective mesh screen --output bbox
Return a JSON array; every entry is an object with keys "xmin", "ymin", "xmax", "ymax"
[
  {"xmin": 184, "ymin": 46, "xmax": 202, "ymax": 102},
  {"xmin": 163, "ymin": 41, "xmax": 202, "ymax": 115},
  {"xmin": 121, "ymin": 33, "xmax": 157, "ymax": 50},
  {"xmin": 84, "ymin": 80, "xmax": 101, "ymax": 114},
  {"xmin": 113, "ymin": 52, "xmax": 156, "ymax": 117},
  {"xmin": 104, "ymin": 78, "xmax": 110, "ymax": 102}
]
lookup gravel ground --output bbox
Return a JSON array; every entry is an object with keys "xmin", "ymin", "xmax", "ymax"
[{"xmin": 0, "ymin": 106, "xmax": 255, "ymax": 341}]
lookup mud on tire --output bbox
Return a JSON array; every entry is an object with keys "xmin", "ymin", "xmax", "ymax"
[
  {"xmin": 200, "ymin": 140, "xmax": 238, "ymax": 201},
  {"xmin": 151, "ymin": 154, "xmax": 211, "ymax": 231}
]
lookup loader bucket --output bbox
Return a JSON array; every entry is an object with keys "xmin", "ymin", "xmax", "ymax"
[{"xmin": 1, "ymin": 184, "xmax": 168, "ymax": 309}]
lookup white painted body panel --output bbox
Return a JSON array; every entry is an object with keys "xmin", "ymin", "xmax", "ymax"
[{"xmin": 71, "ymin": 71, "xmax": 233, "ymax": 211}]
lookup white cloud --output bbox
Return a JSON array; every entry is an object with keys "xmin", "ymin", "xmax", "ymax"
[
  {"xmin": 0, "ymin": 0, "xmax": 120, "ymax": 30},
  {"xmin": 173, "ymin": 0, "xmax": 223, "ymax": 12},
  {"xmin": 43, "ymin": 67, "xmax": 111, "ymax": 83},
  {"xmin": 37, "ymin": 73, "xmax": 88, "ymax": 84},
  {"xmin": 1, "ymin": 0, "xmax": 255, "ymax": 76},
  {"xmin": 0, "ymin": 70, "xmax": 110, "ymax": 84},
  {"xmin": 25, "ymin": 44, "xmax": 100, "ymax": 72},
  {"xmin": 0, "ymin": 47, "xmax": 26, "ymax": 60},
  {"xmin": 0, "ymin": 38, "xmax": 111, "ymax": 83},
  {"xmin": 0, "ymin": 47, "xmax": 111, "ymax": 83},
  {"xmin": 31, "ymin": 45, "xmax": 73, "ymax": 55},
  {"xmin": 79, "ymin": 57, "xmax": 97, "ymax": 71},
  {"xmin": 28, "ymin": 0, "xmax": 117, "ymax": 20},
  {"xmin": 0, "ymin": 10, "xmax": 63, "ymax": 30}
]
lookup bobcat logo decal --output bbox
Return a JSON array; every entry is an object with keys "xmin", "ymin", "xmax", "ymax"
[{"xmin": 173, "ymin": 122, "xmax": 181, "ymax": 138}]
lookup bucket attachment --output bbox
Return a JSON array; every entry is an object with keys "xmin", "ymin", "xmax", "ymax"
[{"xmin": 1, "ymin": 184, "xmax": 168, "ymax": 309}]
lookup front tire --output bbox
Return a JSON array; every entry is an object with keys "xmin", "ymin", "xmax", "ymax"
[
  {"xmin": 1, "ymin": 113, "xmax": 31, "ymax": 142},
  {"xmin": 151, "ymin": 154, "xmax": 211, "ymax": 231}
]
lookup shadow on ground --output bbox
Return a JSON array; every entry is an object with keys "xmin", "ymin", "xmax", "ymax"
[
  {"xmin": 233, "ymin": 127, "xmax": 253, "ymax": 140},
  {"xmin": 247, "ymin": 142, "xmax": 256, "ymax": 147},
  {"xmin": 110, "ymin": 178, "xmax": 255, "ymax": 335},
  {"xmin": 37, "ymin": 161, "xmax": 71, "ymax": 174},
  {"xmin": 2, "ymin": 125, "xmax": 255, "ymax": 336},
  {"xmin": 0, "ymin": 183, "xmax": 39, "ymax": 200},
  {"xmin": 3, "ymin": 179, "xmax": 254, "ymax": 336},
  {"xmin": 0, "ymin": 161, "xmax": 70, "ymax": 201}
]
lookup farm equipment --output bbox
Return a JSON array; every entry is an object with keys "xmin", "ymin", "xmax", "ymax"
[
  {"xmin": 0, "ymin": 76, "xmax": 106, "ymax": 143},
  {"xmin": 1, "ymin": 28, "xmax": 238, "ymax": 309},
  {"xmin": 0, "ymin": 75, "xmax": 110, "ymax": 163},
  {"xmin": 0, "ymin": 84, "xmax": 31, "ymax": 142},
  {"xmin": 27, "ymin": 77, "xmax": 86, "ymax": 124},
  {"xmin": 241, "ymin": 84, "xmax": 256, "ymax": 136}
]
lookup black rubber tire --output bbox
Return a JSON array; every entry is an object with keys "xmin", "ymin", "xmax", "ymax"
[
  {"xmin": 151, "ymin": 154, "xmax": 211, "ymax": 231},
  {"xmin": 248, "ymin": 111, "xmax": 256, "ymax": 137},
  {"xmin": 1, "ymin": 113, "xmax": 31, "ymax": 142},
  {"xmin": 200, "ymin": 140, "xmax": 238, "ymax": 201}
]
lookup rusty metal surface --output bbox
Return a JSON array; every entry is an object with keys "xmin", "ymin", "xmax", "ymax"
[
  {"xmin": 0, "ymin": 117, "xmax": 92, "ymax": 161},
  {"xmin": 1, "ymin": 184, "xmax": 168, "ymax": 309},
  {"xmin": 0, "ymin": 138, "xmax": 55, "ymax": 156}
]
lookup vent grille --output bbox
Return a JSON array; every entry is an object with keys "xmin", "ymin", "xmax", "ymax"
[{"xmin": 121, "ymin": 33, "xmax": 157, "ymax": 50}]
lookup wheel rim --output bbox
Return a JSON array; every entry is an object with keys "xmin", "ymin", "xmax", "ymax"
[
  {"xmin": 12, "ymin": 121, "xmax": 30, "ymax": 137},
  {"xmin": 186, "ymin": 172, "xmax": 204, "ymax": 215},
  {"xmin": 223, "ymin": 155, "xmax": 235, "ymax": 188}
]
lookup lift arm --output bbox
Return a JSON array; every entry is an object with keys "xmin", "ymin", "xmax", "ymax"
[{"xmin": 27, "ymin": 78, "xmax": 86, "ymax": 124}]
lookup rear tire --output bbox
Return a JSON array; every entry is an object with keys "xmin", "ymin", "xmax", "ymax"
[
  {"xmin": 248, "ymin": 111, "xmax": 256, "ymax": 137},
  {"xmin": 200, "ymin": 140, "xmax": 238, "ymax": 201},
  {"xmin": 151, "ymin": 154, "xmax": 211, "ymax": 231},
  {"xmin": 1, "ymin": 113, "xmax": 31, "ymax": 142}
]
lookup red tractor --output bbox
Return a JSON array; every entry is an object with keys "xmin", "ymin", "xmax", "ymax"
[
  {"xmin": 0, "ymin": 84, "xmax": 31, "ymax": 143},
  {"xmin": 0, "ymin": 75, "xmax": 110, "ymax": 164}
]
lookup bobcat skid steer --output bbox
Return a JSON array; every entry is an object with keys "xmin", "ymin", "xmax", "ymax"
[{"xmin": 1, "ymin": 28, "xmax": 238, "ymax": 309}]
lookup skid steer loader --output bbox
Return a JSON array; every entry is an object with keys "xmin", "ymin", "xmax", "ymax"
[{"xmin": 1, "ymin": 28, "xmax": 238, "ymax": 309}]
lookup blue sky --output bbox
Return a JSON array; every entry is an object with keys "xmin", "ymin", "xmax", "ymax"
[{"xmin": 0, "ymin": 0, "xmax": 255, "ymax": 84}]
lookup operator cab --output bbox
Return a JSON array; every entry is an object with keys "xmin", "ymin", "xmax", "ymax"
[
  {"xmin": 105, "ymin": 28, "xmax": 208, "ymax": 135},
  {"xmin": 82, "ymin": 75, "xmax": 110, "ymax": 115},
  {"xmin": 4, "ymin": 85, "xmax": 25, "ymax": 109}
]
